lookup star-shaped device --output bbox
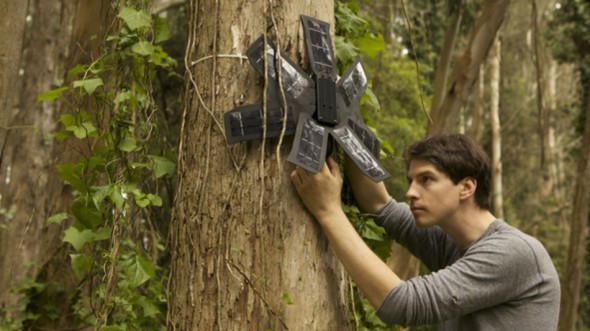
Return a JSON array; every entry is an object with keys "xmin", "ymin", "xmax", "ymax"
[{"xmin": 223, "ymin": 15, "xmax": 390, "ymax": 182}]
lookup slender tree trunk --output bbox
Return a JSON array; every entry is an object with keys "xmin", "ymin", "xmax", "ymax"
[
  {"xmin": 430, "ymin": 4, "xmax": 463, "ymax": 124},
  {"xmin": 427, "ymin": 0, "xmax": 511, "ymax": 135},
  {"xmin": 0, "ymin": 0, "xmax": 77, "ymax": 309},
  {"xmin": 489, "ymin": 38, "xmax": 503, "ymax": 219},
  {"xmin": 168, "ymin": 1, "xmax": 350, "ymax": 329},
  {"xmin": 0, "ymin": 0, "xmax": 28, "ymax": 158},
  {"xmin": 472, "ymin": 65, "xmax": 485, "ymax": 143},
  {"xmin": 0, "ymin": 1, "xmax": 115, "ymax": 326},
  {"xmin": 559, "ymin": 83, "xmax": 590, "ymax": 331}
]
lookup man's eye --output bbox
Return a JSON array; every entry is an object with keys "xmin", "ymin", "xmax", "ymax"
[{"xmin": 421, "ymin": 176, "xmax": 432, "ymax": 184}]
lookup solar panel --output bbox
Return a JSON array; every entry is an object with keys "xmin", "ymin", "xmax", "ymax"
[
  {"xmin": 288, "ymin": 113, "xmax": 328, "ymax": 173},
  {"xmin": 331, "ymin": 125, "xmax": 390, "ymax": 182},
  {"xmin": 223, "ymin": 15, "xmax": 390, "ymax": 183},
  {"xmin": 224, "ymin": 103, "xmax": 296, "ymax": 144}
]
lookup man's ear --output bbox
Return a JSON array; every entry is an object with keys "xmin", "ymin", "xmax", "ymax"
[{"xmin": 459, "ymin": 177, "xmax": 477, "ymax": 201}]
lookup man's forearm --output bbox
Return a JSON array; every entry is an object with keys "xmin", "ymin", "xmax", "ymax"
[
  {"xmin": 344, "ymin": 155, "xmax": 391, "ymax": 213},
  {"xmin": 317, "ymin": 208, "xmax": 401, "ymax": 308}
]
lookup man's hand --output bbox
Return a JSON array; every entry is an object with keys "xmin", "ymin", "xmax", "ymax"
[{"xmin": 290, "ymin": 158, "xmax": 342, "ymax": 222}]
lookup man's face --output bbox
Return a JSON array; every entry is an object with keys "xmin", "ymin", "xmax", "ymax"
[{"xmin": 405, "ymin": 159, "xmax": 464, "ymax": 227}]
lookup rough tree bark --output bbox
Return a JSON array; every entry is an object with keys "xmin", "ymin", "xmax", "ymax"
[
  {"xmin": 0, "ymin": 0, "xmax": 28, "ymax": 154},
  {"xmin": 427, "ymin": 0, "xmax": 511, "ymax": 135},
  {"xmin": 0, "ymin": 0, "xmax": 77, "ymax": 310},
  {"xmin": 0, "ymin": 1, "xmax": 114, "ymax": 325},
  {"xmin": 168, "ymin": 0, "xmax": 351, "ymax": 329}
]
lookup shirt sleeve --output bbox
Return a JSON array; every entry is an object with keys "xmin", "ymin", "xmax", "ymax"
[
  {"xmin": 375, "ymin": 231, "xmax": 545, "ymax": 326},
  {"xmin": 374, "ymin": 198, "xmax": 460, "ymax": 271}
]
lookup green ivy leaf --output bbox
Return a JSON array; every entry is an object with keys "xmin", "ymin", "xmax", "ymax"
[
  {"xmin": 135, "ymin": 296, "xmax": 161, "ymax": 317},
  {"xmin": 147, "ymin": 194, "xmax": 162, "ymax": 207},
  {"xmin": 59, "ymin": 114, "xmax": 76, "ymax": 127},
  {"xmin": 37, "ymin": 87, "xmax": 69, "ymax": 102},
  {"xmin": 119, "ymin": 137, "xmax": 137, "ymax": 152},
  {"xmin": 110, "ymin": 185, "xmax": 125, "ymax": 209},
  {"xmin": 153, "ymin": 16, "xmax": 171, "ymax": 43},
  {"xmin": 63, "ymin": 226, "xmax": 94, "ymax": 251},
  {"xmin": 56, "ymin": 163, "xmax": 87, "ymax": 194},
  {"xmin": 71, "ymin": 200, "xmax": 103, "ymax": 229},
  {"xmin": 47, "ymin": 212, "xmax": 68, "ymax": 225},
  {"xmin": 67, "ymin": 121, "xmax": 97, "ymax": 139},
  {"xmin": 93, "ymin": 226, "xmax": 112, "ymax": 241},
  {"xmin": 357, "ymin": 33, "xmax": 385, "ymax": 58},
  {"xmin": 70, "ymin": 253, "xmax": 93, "ymax": 279},
  {"xmin": 99, "ymin": 326, "xmax": 125, "ymax": 331},
  {"xmin": 131, "ymin": 41, "xmax": 155, "ymax": 56},
  {"xmin": 118, "ymin": 7, "xmax": 151, "ymax": 31},
  {"xmin": 126, "ymin": 256, "xmax": 152, "ymax": 287},
  {"xmin": 148, "ymin": 155, "xmax": 175, "ymax": 178},
  {"xmin": 73, "ymin": 78, "xmax": 104, "ymax": 95}
]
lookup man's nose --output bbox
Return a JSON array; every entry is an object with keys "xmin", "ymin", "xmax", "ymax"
[{"xmin": 405, "ymin": 182, "xmax": 418, "ymax": 201}]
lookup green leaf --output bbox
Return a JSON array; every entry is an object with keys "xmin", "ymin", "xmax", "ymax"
[
  {"xmin": 119, "ymin": 137, "xmax": 137, "ymax": 152},
  {"xmin": 131, "ymin": 41, "xmax": 155, "ymax": 56},
  {"xmin": 68, "ymin": 64, "xmax": 86, "ymax": 78},
  {"xmin": 148, "ymin": 155, "xmax": 175, "ymax": 178},
  {"xmin": 118, "ymin": 7, "xmax": 151, "ymax": 30},
  {"xmin": 114, "ymin": 90, "xmax": 131, "ymax": 105},
  {"xmin": 153, "ymin": 16, "xmax": 171, "ymax": 43},
  {"xmin": 126, "ymin": 256, "xmax": 152, "ymax": 287},
  {"xmin": 361, "ymin": 88, "xmax": 380, "ymax": 112},
  {"xmin": 147, "ymin": 194, "xmax": 162, "ymax": 207},
  {"xmin": 56, "ymin": 163, "xmax": 87, "ymax": 193},
  {"xmin": 73, "ymin": 78, "xmax": 104, "ymax": 95},
  {"xmin": 47, "ymin": 212, "xmax": 68, "ymax": 225},
  {"xmin": 59, "ymin": 114, "xmax": 76, "ymax": 127},
  {"xmin": 70, "ymin": 253, "xmax": 93, "ymax": 278},
  {"xmin": 67, "ymin": 121, "xmax": 97, "ymax": 139},
  {"xmin": 135, "ymin": 296, "xmax": 161, "ymax": 317},
  {"xmin": 99, "ymin": 326, "xmax": 125, "ymax": 331},
  {"xmin": 357, "ymin": 33, "xmax": 385, "ymax": 58},
  {"xmin": 63, "ymin": 226, "xmax": 94, "ymax": 251},
  {"xmin": 110, "ymin": 185, "xmax": 125, "ymax": 209},
  {"xmin": 37, "ymin": 87, "xmax": 68, "ymax": 102},
  {"xmin": 71, "ymin": 200, "xmax": 103, "ymax": 229},
  {"xmin": 92, "ymin": 185, "xmax": 112, "ymax": 209},
  {"xmin": 93, "ymin": 226, "xmax": 112, "ymax": 241}
]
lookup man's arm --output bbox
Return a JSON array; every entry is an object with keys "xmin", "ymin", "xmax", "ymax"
[
  {"xmin": 290, "ymin": 158, "xmax": 401, "ymax": 308},
  {"xmin": 343, "ymin": 155, "xmax": 391, "ymax": 214}
]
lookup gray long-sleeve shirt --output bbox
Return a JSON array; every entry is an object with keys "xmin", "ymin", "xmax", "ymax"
[{"xmin": 374, "ymin": 199, "xmax": 560, "ymax": 330}]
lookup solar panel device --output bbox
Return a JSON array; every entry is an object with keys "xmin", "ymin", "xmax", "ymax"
[{"xmin": 223, "ymin": 15, "xmax": 390, "ymax": 182}]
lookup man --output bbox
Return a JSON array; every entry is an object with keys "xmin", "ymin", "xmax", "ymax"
[{"xmin": 290, "ymin": 133, "xmax": 560, "ymax": 330}]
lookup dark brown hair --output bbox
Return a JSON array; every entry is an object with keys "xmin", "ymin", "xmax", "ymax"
[{"xmin": 405, "ymin": 134, "xmax": 491, "ymax": 210}]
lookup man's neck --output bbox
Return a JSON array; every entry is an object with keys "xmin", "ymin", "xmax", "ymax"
[{"xmin": 439, "ymin": 206, "xmax": 496, "ymax": 249}]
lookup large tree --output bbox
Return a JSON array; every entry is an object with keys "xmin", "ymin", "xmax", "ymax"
[{"xmin": 168, "ymin": 0, "xmax": 351, "ymax": 329}]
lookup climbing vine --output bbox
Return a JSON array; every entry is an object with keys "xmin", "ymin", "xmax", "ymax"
[
  {"xmin": 335, "ymin": 1, "xmax": 400, "ymax": 330},
  {"xmin": 1, "ymin": 3, "xmax": 179, "ymax": 330}
]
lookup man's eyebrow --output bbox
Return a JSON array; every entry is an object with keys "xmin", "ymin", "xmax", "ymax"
[{"xmin": 407, "ymin": 169, "xmax": 437, "ymax": 182}]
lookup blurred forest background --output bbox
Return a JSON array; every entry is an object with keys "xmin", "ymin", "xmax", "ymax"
[{"xmin": 0, "ymin": 0, "xmax": 589, "ymax": 330}]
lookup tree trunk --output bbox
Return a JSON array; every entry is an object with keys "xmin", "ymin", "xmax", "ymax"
[
  {"xmin": 0, "ymin": 0, "xmax": 78, "ymax": 309},
  {"xmin": 472, "ymin": 65, "xmax": 485, "ymax": 143},
  {"xmin": 168, "ymin": 1, "xmax": 350, "ymax": 329},
  {"xmin": 0, "ymin": 0, "xmax": 28, "ymax": 153},
  {"xmin": 0, "ymin": 1, "xmax": 114, "ymax": 326},
  {"xmin": 427, "ymin": 0, "xmax": 511, "ymax": 135},
  {"xmin": 559, "ymin": 83, "xmax": 590, "ymax": 331},
  {"xmin": 430, "ymin": 4, "xmax": 463, "ymax": 125},
  {"xmin": 489, "ymin": 38, "xmax": 503, "ymax": 219}
]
